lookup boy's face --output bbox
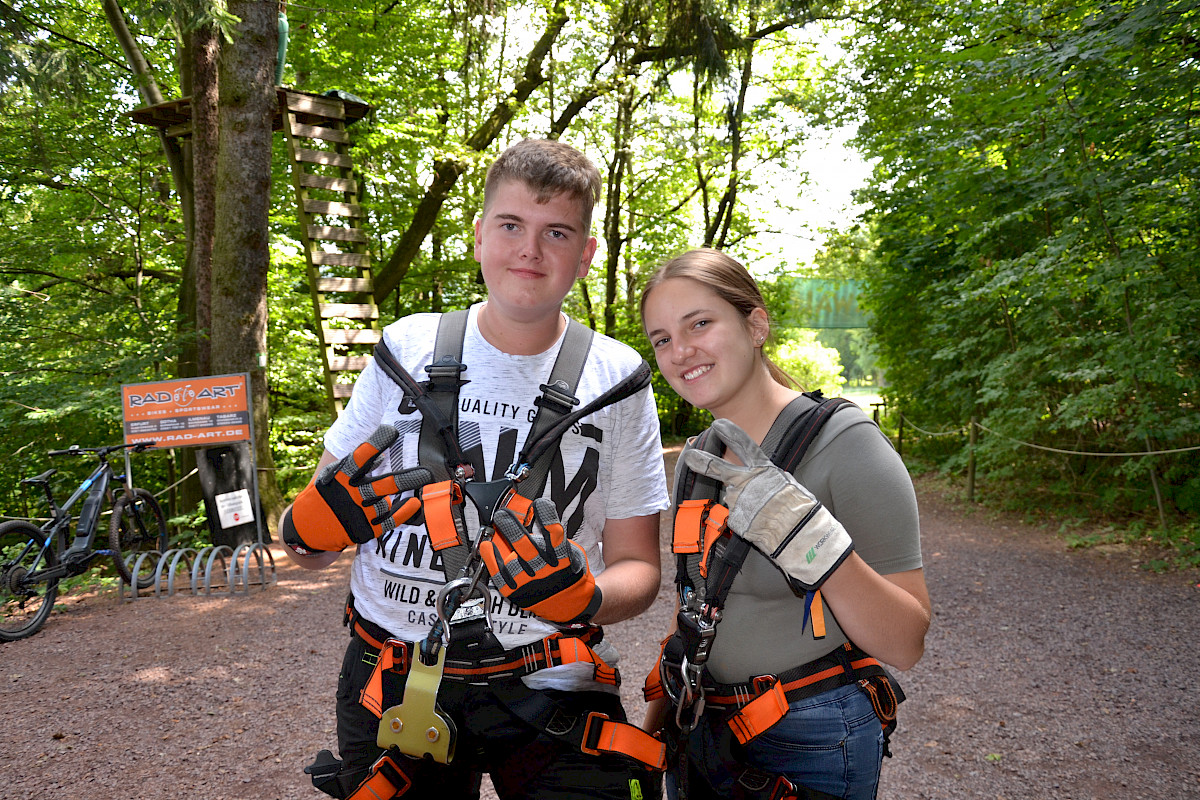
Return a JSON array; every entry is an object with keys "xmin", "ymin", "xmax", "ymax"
[{"xmin": 474, "ymin": 179, "xmax": 596, "ymax": 326}]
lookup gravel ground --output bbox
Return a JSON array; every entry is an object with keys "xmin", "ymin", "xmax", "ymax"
[{"xmin": 2, "ymin": 448, "xmax": 1197, "ymax": 799}]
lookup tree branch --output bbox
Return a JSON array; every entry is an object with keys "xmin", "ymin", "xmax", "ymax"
[
  {"xmin": 373, "ymin": 0, "xmax": 569, "ymax": 300},
  {"xmin": 0, "ymin": 0, "xmax": 127, "ymax": 70}
]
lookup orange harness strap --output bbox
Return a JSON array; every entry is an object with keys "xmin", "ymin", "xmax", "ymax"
[
  {"xmin": 642, "ymin": 634, "xmax": 672, "ymax": 702},
  {"xmin": 671, "ymin": 499, "xmax": 731, "ymax": 579},
  {"xmin": 345, "ymin": 754, "xmax": 411, "ymax": 800},
  {"xmin": 420, "ymin": 482, "xmax": 537, "ymax": 552},
  {"xmin": 419, "ymin": 480, "xmax": 462, "ymax": 551},
  {"xmin": 581, "ymin": 711, "xmax": 668, "ymax": 771},
  {"xmin": 726, "ymin": 676, "xmax": 790, "ymax": 746}
]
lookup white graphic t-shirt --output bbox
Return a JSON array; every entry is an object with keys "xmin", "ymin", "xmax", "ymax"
[{"xmin": 324, "ymin": 304, "xmax": 669, "ymax": 691}]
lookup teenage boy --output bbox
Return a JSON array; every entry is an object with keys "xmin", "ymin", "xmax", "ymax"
[{"xmin": 280, "ymin": 138, "xmax": 668, "ymax": 800}]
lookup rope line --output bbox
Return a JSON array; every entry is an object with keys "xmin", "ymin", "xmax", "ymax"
[
  {"xmin": 153, "ymin": 467, "xmax": 199, "ymax": 498},
  {"xmin": 972, "ymin": 423, "xmax": 1200, "ymax": 458},
  {"xmin": 897, "ymin": 413, "xmax": 1200, "ymax": 458},
  {"xmin": 898, "ymin": 417, "xmax": 966, "ymax": 438}
]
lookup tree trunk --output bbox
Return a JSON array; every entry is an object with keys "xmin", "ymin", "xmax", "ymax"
[
  {"xmin": 191, "ymin": 25, "xmax": 219, "ymax": 377},
  {"xmin": 175, "ymin": 23, "xmax": 220, "ymax": 523},
  {"xmin": 602, "ymin": 77, "xmax": 633, "ymax": 337},
  {"xmin": 209, "ymin": 0, "xmax": 283, "ymax": 544}
]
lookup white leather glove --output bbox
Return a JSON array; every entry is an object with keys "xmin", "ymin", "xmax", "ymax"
[{"xmin": 681, "ymin": 418, "xmax": 854, "ymax": 592}]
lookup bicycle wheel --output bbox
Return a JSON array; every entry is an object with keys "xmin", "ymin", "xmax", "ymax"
[
  {"xmin": 0, "ymin": 520, "xmax": 60, "ymax": 642},
  {"xmin": 108, "ymin": 488, "xmax": 168, "ymax": 590}
]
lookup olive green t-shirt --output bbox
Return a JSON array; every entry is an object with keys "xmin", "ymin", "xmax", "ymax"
[{"xmin": 674, "ymin": 395, "xmax": 923, "ymax": 682}]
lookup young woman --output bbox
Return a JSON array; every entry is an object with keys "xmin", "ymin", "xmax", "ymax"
[{"xmin": 640, "ymin": 248, "xmax": 931, "ymax": 800}]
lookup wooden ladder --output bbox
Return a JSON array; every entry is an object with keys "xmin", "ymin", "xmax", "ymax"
[{"xmin": 280, "ymin": 91, "xmax": 379, "ymax": 416}]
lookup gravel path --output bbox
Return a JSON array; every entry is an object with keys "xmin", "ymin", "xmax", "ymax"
[{"xmin": 2, "ymin": 451, "xmax": 1196, "ymax": 799}]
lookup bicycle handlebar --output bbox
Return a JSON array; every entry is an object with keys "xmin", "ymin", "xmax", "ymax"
[{"xmin": 47, "ymin": 441, "xmax": 157, "ymax": 458}]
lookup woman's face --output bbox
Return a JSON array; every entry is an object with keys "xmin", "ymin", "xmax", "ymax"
[{"xmin": 642, "ymin": 277, "xmax": 768, "ymax": 420}]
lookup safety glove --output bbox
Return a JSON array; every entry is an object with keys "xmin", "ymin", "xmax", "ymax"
[
  {"xmin": 281, "ymin": 425, "xmax": 433, "ymax": 554},
  {"xmin": 479, "ymin": 497, "xmax": 603, "ymax": 625},
  {"xmin": 681, "ymin": 418, "xmax": 853, "ymax": 592}
]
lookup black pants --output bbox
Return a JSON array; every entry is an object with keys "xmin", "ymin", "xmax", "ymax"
[{"xmin": 335, "ymin": 633, "xmax": 663, "ymax": 800}]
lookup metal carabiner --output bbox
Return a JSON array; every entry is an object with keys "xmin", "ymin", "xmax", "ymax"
[
  {"xmin": 436, "ymin": 575, "xmax": 493, "ymax": 634},
  {"xmin": 673, "ymin": 654, "xmax": 707, "ymax": 733}
]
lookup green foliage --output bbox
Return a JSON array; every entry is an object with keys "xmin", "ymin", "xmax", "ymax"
[
  {"xmin": 1065, "ymin": 519, "xmax": 1200, "ymax": 572},
  {"xmin": 166, "ymin": 500, "xmax": 212, "ymax": 549},
  {"xmin": 0, "ymin": 0, "xmax": 848, "ymax": 504},
  {"xmin": 836, "ymin": 0, "xmax": 1200, "ymax": 527},
  {"xmin": 769, "ymin": 329, "xmax": 845, "ymax": 396}
]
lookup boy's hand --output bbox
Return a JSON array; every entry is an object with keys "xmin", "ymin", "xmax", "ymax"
[
  {"xmin": 282, "ymin": 425, "xmax": 433, "ymax": 554},
  {"xmin": 480, "ymin": 497, "xmax": 603, "ymax": 624},
  {"xmin": 681, "ymin": 419, "xmax": 853, "ymax": 592}
]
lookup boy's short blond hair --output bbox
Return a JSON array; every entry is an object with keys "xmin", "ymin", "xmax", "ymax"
[{"xmin": 483, "ymin": 139, "xmax": 602, "ymax": 231}]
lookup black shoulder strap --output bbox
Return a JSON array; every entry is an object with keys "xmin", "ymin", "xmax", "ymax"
[
  {"xmin": 421, "ymin": 309, "xmax": 472, "ymax": 480},
  {"xmin": 513, "ymin": 318, "xmax": 595, "ymax": 500},
  {"xmin": 372, "ymin": 329, "xmax": 467, "ymax": 480},
  {"xmin": 771, "ymin": 394, "xmax": 858, "ymax": 473}
]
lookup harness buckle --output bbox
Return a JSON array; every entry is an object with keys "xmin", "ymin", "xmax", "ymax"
[
  {"xmin": 423, "ymin": 355, "xmax": 467, "ymax": 389},
  {"xmin": 535, "ymin": 379, "xmax": 580, "ymax": 414}
]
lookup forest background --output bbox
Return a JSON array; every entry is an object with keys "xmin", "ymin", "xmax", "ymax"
[{"xmin": 0, "ymin": 0, "xmax": 1196, "ymax": 562}]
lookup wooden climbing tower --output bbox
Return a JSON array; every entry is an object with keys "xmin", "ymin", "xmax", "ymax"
[{"xmin": 129, "ymin": 88, "xmax": 377, "ymax": 417}]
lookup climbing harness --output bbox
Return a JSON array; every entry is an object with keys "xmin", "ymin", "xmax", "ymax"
[
  {"xmin": 645, "ymin": 393, "xmax": 904, "ymax": 800},
  {"xmin": 308, "ymin": 310, "xmax": 664, "ymax": 799}
]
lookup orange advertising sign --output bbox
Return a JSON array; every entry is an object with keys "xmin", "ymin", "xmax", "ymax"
[{"xmin": 121, "ymin": 374, "xmax": 251, "ymax": 449}]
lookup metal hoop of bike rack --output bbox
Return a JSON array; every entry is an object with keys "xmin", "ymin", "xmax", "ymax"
[{"xmin": 118, "ymin": 542, "xmax": 276, "ymax": 600}]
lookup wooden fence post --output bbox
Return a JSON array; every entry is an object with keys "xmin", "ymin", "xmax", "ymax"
[{"xmin": 967, "ymin": 416, "xmax": 977, "ymax": 503}]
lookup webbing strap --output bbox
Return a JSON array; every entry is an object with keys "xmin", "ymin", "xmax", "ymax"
[
  {"xmin": 491, "ymin": 680, "xmax": 668, "ymax": 771},
  {"xmin": 514, "ymin": 318, "xmax": 594, "ymax": 501},
  {"xmin": 726, "ymin": 676, "xmax": 789, "ymax": 745},
  {"xmin": 345, "ymin": 754, "xmax": 411, "ymax": 800},
  {"xmin": 703, "ymin": 644, "xmax": 888, "ymax": 710},
  {"xmin": 424, "ymin": 309, "xmax": 471, "ymax": 479},
  {"xmin": 671, "ymin": 499, "xmax": 730, "ymax": 580},
  {"xmin": 425, "ymin": 310, "xmax": 473, "ymax": 578},
  {"xmin": 771, "ymin": 394, "xmax": 857, "ymax": 473},
  {"xmin": 420, "ymin": 481, "xmax": 462, "ymax": 551}
]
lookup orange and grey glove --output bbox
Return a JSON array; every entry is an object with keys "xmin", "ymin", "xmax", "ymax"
[
  {"xmin": 681, "ymin": 418, "xmax": 854, "ymax": 592},
  {"xmin": 479, "ymin": 497, "xmax": 603, "ymax": 625},
  {"xmin": 281, "ymin": 425, "xmax": 433, "ymax": 554}
]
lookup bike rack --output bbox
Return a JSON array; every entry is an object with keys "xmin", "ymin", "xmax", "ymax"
[{"xmin": 118, "ymin": 542, "xmax": 276, "ymax": 600}]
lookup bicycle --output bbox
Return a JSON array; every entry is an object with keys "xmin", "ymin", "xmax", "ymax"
[{"xmin": 0, "ymin": 441, "xmax": 169, "ymax": 641}]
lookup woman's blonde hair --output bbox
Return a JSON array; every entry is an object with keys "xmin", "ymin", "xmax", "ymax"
[{"xmin": 640, "ymin": 247, "xmax": 799, "ymax": 388}]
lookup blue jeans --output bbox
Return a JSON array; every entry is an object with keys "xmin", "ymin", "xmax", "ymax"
[{"xmin": 668, "ymin": 682, "xmax": 884, "ymax": 800}]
